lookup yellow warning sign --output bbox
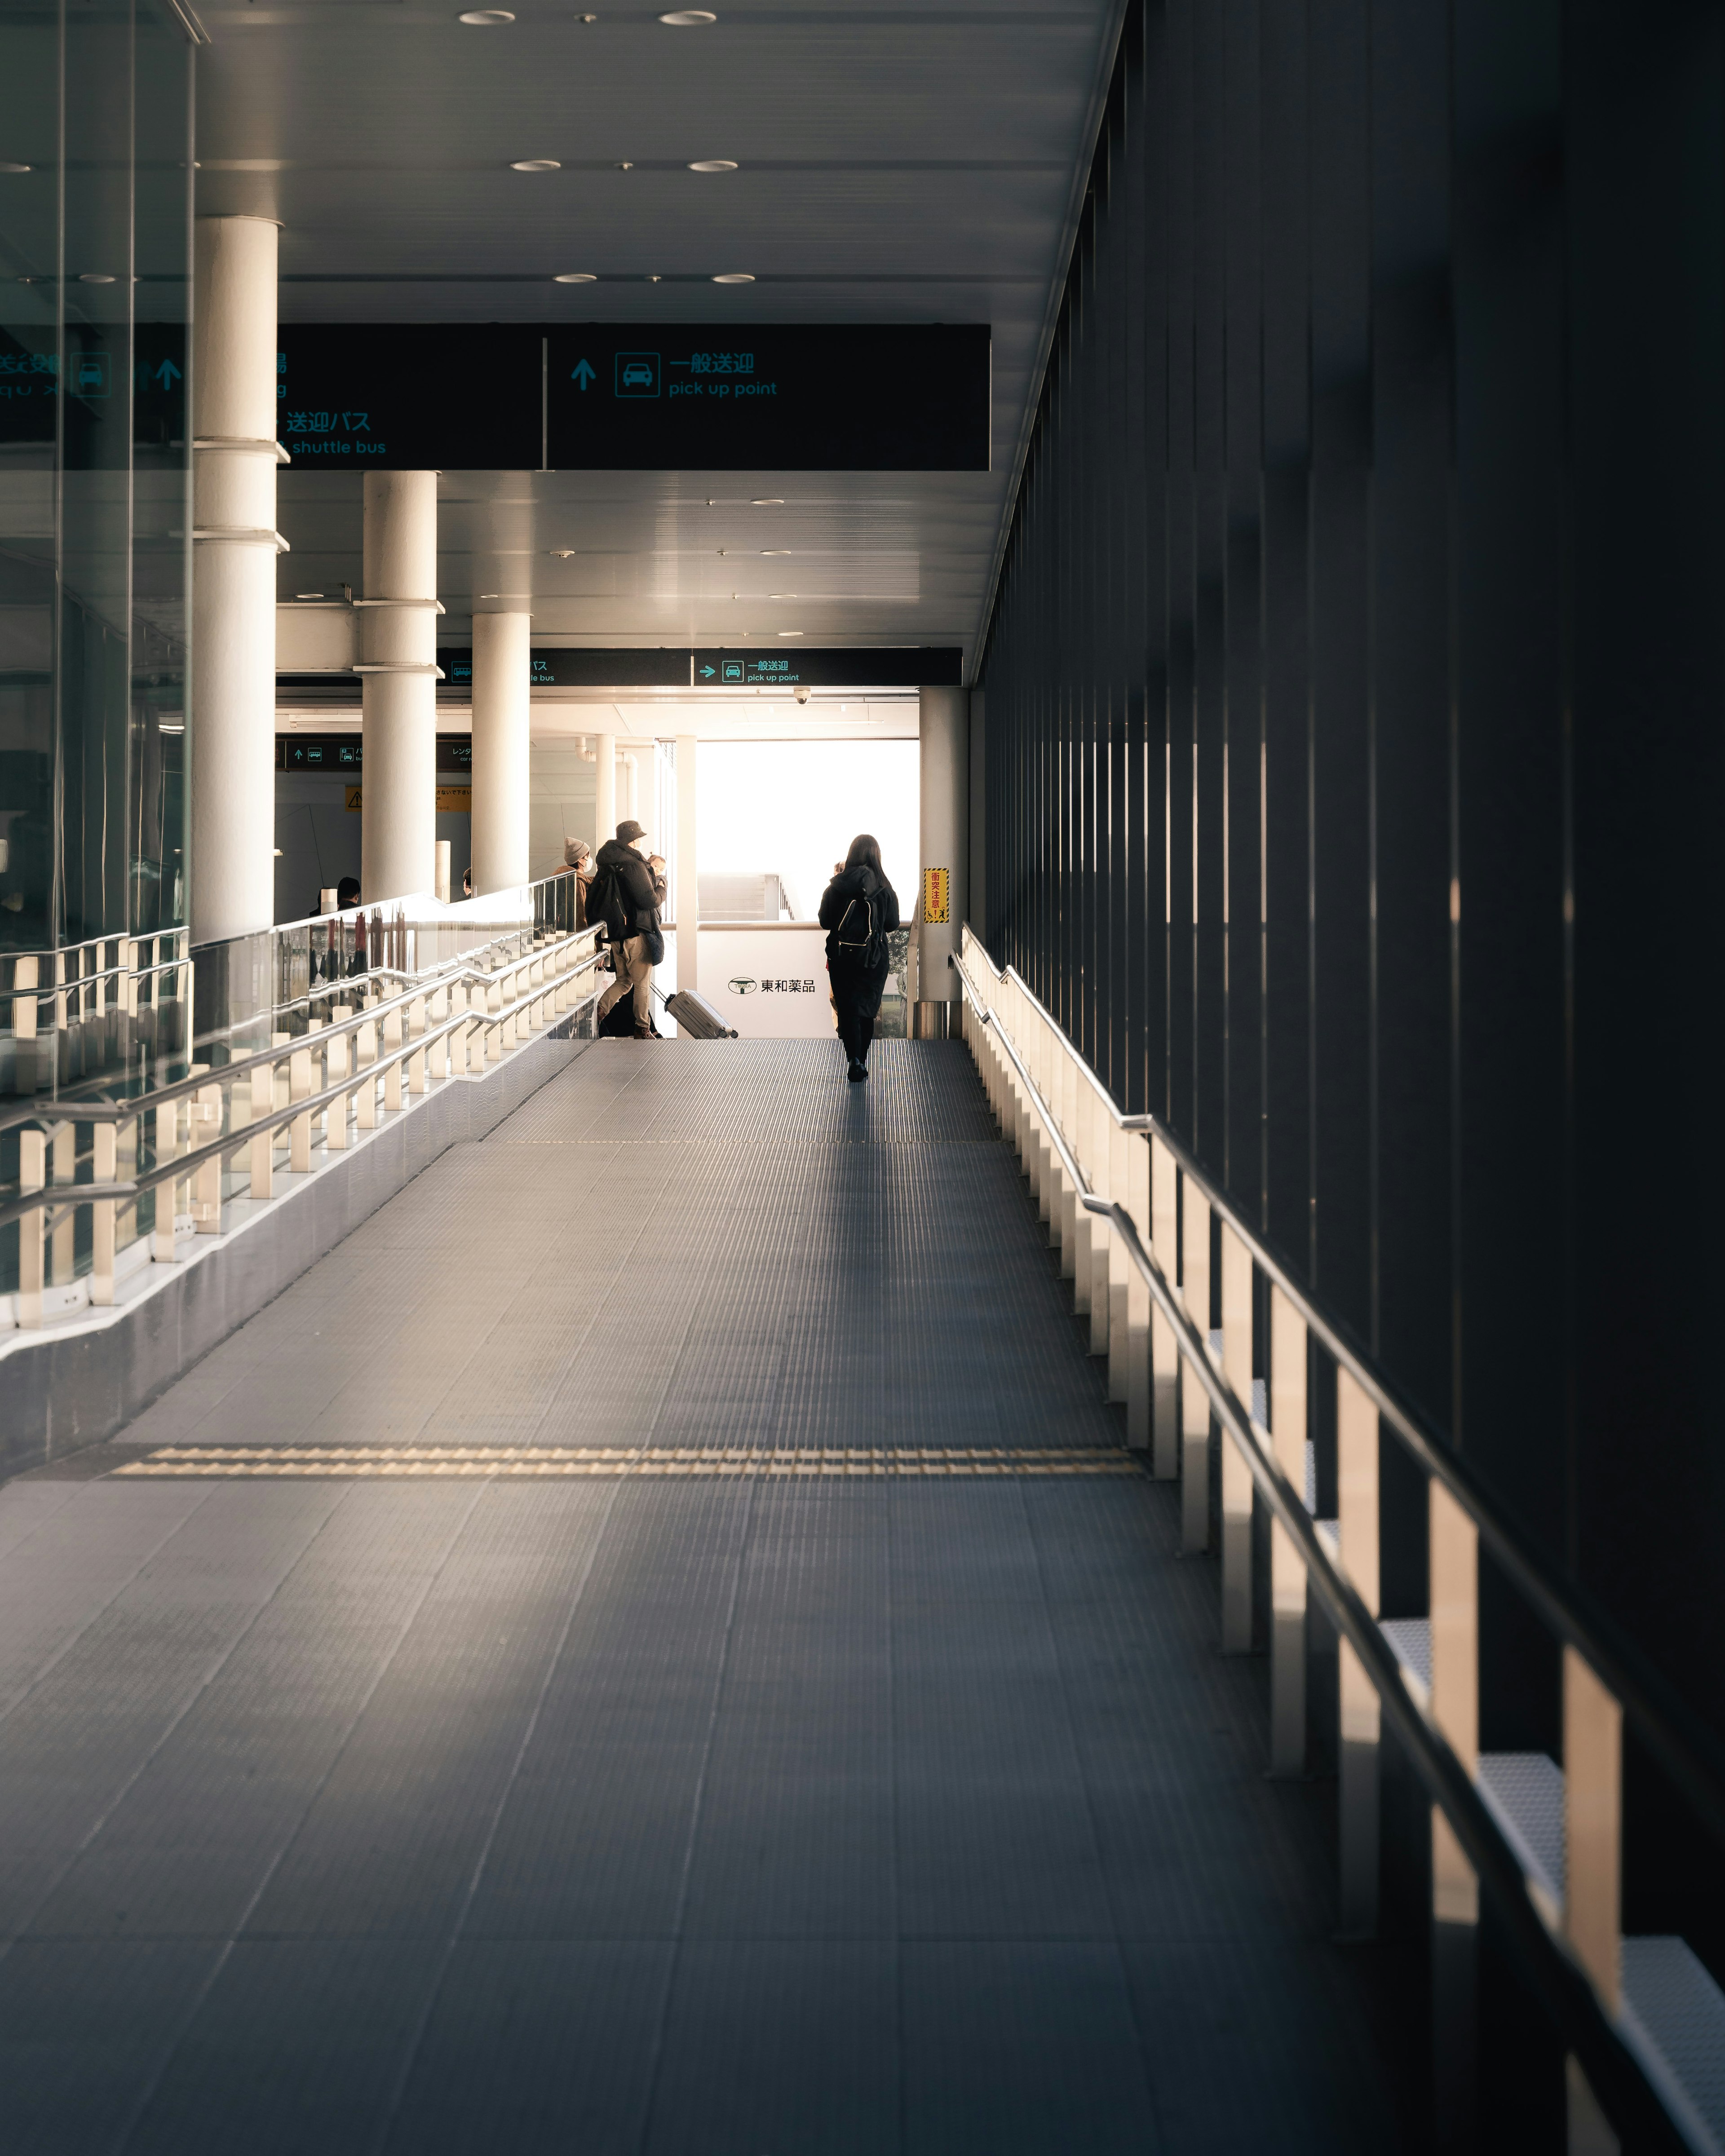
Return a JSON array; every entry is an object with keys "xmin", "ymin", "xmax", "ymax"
[
  {"xmin": 345, "ymin": 786, "xmax": 362, "ymax": 813},
  {"xmin": 923, "ymin": 867, "xmax": 950, "ymax": 924}
]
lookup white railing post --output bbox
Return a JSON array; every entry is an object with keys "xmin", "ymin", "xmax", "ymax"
[
  {"xmin": 289, "ymin": 1027, "xmax": 314, "ymax": 1172},
  {"xmin": 1337, "ymin": 1365, "xmax": 1381, "ymax": 1937},
  {"xmin": 1220, "ymin": 1222, "xmax": 1254, "ymax": 1652},
  {"xmin": 1563, "ymin": 1648, "xmax": 1623, "ymax": 2154},
  {"xmin": 357, "ymin": 1015, "xmax": 379, "ymax": 1129},
  {"xmin": 250, "ymin": 1050, "xmax": 276, "ymax": 1198},
  {"xmin": 1180, "ymin": 1177, "xmax": 1211, "ymax": 1553},
  {"xmin": 17, "ymin": 1128, "xmax": 45, "ymax": 1326},
  {"xmin": 1430, "ymin": 1479, "xmax": 1480, "ymax": 2146},
  {"xmin": 408, "ymin": 996, "xmax": 427, "ymax": 1093},
  {"xmin": 1124, "ymin": 1131, "xmax": 1151, "ymax": 1447},
  {"xmin": 11, "ymin": 953, "xmax": 38, "ymax": 1094},
  {"xmin": 1150, "ymin": 1136, "xmax": 1179, "ymax": 1477},
  {"xmin": 91, "ymin": 1120, "xmax": 118, "ymax": 1305},
  {"xmin": 1105, "ymin": 1118, "xmax": 1129, "ymax": 1395},
  {"xmin": 1269, "ymin": 1284, "xmax": 1308, "ymax": 1775},
  {"xmin": 383, "ymin": 1004, "xmax": 403, "ymax": 1110},
  {"xmin": 152, "ymin": 1094, "xmax": 181, "ymax": 1263},
  {"xmin": 326, "ymin": 1012, "xmax": 352, "ymax": 1151},
  {"xmin": 49, "ymin": 1121, "xmax": 74, "ymax": 1285},
  {"xmin": 190, "ymin": 1076, "xmax": 223, "ymax": 1233}
]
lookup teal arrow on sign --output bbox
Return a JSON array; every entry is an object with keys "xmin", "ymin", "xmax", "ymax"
[
  {"xmin": 571, "ymin": 359, "xmax": 596, "ymax": 390},
  {"xmin": 154, "ymin": 359, "xmax": 181, "ymax": 388},
  {"xmin": 698, "ymin": 664, "xmax": 716, "ymax": 679}
]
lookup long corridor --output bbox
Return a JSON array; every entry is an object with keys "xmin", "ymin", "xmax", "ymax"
[{"xmin": 0, "ymin": 1042, "xmax": 1408, "ymax": 2153}]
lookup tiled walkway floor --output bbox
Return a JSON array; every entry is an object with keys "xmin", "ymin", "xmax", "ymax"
[{"xmin": 0, "ymin": 1040, "xmax": 1409, "ymax": 2153}]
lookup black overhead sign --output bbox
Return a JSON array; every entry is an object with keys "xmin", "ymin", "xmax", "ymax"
[
  {"xmin": 429, "ymin": 646, "xmax": 962, "ymax": 690},
  {"xmin": 546, "ymin": 326, "xmax": 990, "ymax": 471},
  {"xmin": 438, "ymin": 648, "xmax": 690, "ymax": 691},
  {"xmin": 275, "ymin": 325, "xmax": 990, "ymax": 472},
  {"xmin": 686, "ymin": 647, "xmax": 960, "ymax": 688},
  {"xmin": 277, "ymin": 734, "xmax": 474, "ymax": 773},
  {"xmin": 277, "ymin": 326, "xmax": 542, "ymax": 469}
]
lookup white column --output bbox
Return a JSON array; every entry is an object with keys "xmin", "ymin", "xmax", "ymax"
[
  {"xmin": 360, "ymin": 470, "xmax": 438, "ymax": 904},
  {"xmin": 595, "ymin": 730, "xmax": 617, "ymax": 850},
  {"xmin": 622, "ymin": 751, "xmax": 640, "ymax": 825},
  {"xmin": 470, "ymin": 610, "xmax": 530, "ymax": 895},
  {"xmin": 190, "ymin": 215, "xmax": 280, "ymax": 946},
  {"xmin": 676, "ymin": 733, "xmax": 698, "ymax": 994},
  {"xmin": 918, "ymin": 685, "xmax": 969, "ymax": 1008}
]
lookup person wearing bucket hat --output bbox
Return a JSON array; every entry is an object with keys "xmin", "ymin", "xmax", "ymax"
[{"xmin": 593, "ymin": 820, "xmax": 668, "ymax": 1038}]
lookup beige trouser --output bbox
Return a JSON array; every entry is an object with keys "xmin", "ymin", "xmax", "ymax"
[{"xmin": 597, "ymin": 935, "xmax": 654, "ymax": 1029}]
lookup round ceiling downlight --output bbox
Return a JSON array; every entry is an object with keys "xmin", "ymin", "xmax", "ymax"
[
  {"xmin": 511, "ymin": 159, "xmax": 562, "ymax": 172},
  {"xmin": 78, "ymin": 272, "xmax": 115, "ymax": 283},
  {"xmin": 688, "ymin": 159, "xmax": 737, "ymax": 172},
  {"xmin": 0, "ymin": 163, "xmax": 32, "ymax": 175},
  {"xmin": 752, "ymin": 497, "xmax": 784, "ymax": 505},
  {"xmin": 712, "ymin": 273, "xmax": 754, "ymax": 284},
  {"xmin": 553, "ymin": 272, "xmax": 597, "ymax": 283},
  {"xmin": 659, "ymin": 9, "xmax": 716, "ymax": 21},
  {"xmin": 777, "ymin": 630, "xmax": 803, "ymax": 637},
  {"xmin": 459, "ymin": 9, "xmax": 514, "ymax": 21}
]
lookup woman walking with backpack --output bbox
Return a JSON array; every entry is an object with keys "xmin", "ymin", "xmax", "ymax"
[{"xmin": 819, "ymin": 834, "xmax": 900, "ymax": 1082}]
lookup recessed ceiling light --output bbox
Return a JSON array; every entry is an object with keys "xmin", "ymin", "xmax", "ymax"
[
  {"xmin": 688, "ymin": 159, "xmax": 737, "ymax": 173},
  {"xmin": 777, "ymin": 630, "xmax": 803, "ymax": 637},
  {"xmin": 646, "ymin": 274, "xmax": 662, "ymax": 283},
  {"xmin": 659, "ymin": 9, "xmax": 716, "ymax": 21},
  {"xmin": 752, "ymin": 497, "xmax": 784, "ymax": 505},
  {"xmin": 511, "ymin": 159, "xmax": 561, "ymax": 172},
  {"xmin": 553, "ymin": 272, "xmax": 597, "ymax": 283},
  {"xmin": 0, "ymin": 163, "xmax": 31, "ymax": 175},
  {"xmin": 712, "ymin": 273, "xmax": 754, "ymax": 284},
  {"xmin": 548, "ymin": 548, "xmax": 575, "ymax": 557},
  {"xmin": 78, "ymin": 272, "xmax": 115, "ymax": 284},
  {"xmin": 760, "ymin": 548, "xmax": 790, "ymax": 555},
  {"xmin": 768, "ymin": 594, "xmax": 797, "ymax": 600},
  {"xmin": 459, "ymin": 9, "xmax": 513, "ymax": 21},
  {"xmin": 614, "ymin": 161, "xmax": 634, "ymax": 171},
  {"xmin": 295, "ymin": 590, "xmax": 325, "ymax": 600}
]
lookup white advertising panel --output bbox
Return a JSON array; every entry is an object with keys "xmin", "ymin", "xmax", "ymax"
[{"xmin": 698, "ymin": 927, "xmax": 836, "ymax": 1039}]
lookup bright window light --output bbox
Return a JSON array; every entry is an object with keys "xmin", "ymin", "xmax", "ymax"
[{"xmin": 698, "ymin": 739, "xmax": 918, "ymax": 923}]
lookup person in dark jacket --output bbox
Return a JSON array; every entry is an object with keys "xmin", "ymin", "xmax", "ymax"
[
  {"xmin": 593, "ymin": 820, "xmax": 668, "ymax": 1038},
  {"xmin": 819, "ymin": 833, "xmax": 900, "ymax": 1082}
]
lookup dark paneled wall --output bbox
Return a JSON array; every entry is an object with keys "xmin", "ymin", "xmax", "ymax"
[{"xmin": 979, "ymin": 0, "xmax": 1725, "ymax": 1759}]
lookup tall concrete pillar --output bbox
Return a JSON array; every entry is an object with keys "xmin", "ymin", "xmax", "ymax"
[
  {"xmin": 190, "ymin": 215, "xmax": 280, "ymax": 945},
  {"xmin": 360, "ymin": 470, "xmax": 439, "ymax": 903},
  {"xmin": 676, "ymin": 733, "xmax": 698, "ymax": 994},
  {"xmin": 470, "ymin": 611, "xmax": 529, "ymax": 895},
  {"xmin": 918, "ymin": 685, "xmax": 969, "ymax": 1016},
  {"xmin": 595, "ymin": 731, "xmax": 617, "ymax": 848}
]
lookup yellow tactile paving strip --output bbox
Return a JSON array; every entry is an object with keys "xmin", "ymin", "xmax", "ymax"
[{"xmin": 112, "ymin": 1445, "xmax": 1145, "ymax": 1480}]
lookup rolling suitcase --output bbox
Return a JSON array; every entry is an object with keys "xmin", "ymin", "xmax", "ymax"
[{"xmin": 663, "ymin": 988, "xmax": 738, "ymax": 1040}]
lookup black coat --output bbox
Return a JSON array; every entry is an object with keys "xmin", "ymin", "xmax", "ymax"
[
  {"xmin": 819, "ymin": 862, "xmax": 899, "ymax": 965},
  {"xmin": 593, "ymin": 839, "xmax": 665, "ymax": 939}
]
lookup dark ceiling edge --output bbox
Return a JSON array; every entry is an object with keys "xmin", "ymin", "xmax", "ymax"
[{"xmin": 967, "ymin": 0, "xmax": 1131, "ymax": 688}]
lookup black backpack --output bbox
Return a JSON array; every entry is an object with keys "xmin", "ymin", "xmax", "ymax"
[
  {"xmin": 591, "ymin": 862, "xmax": 628, "ymax": 938},
  {"xmin": 833, "ymin": 884, "xmax": 885, "ymax": 967}
]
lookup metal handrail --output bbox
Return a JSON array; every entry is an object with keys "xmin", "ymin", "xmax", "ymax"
[
  {"xmin": 0, "ymin": 925, "xmax": 601, "ymax": 1144},
  {"xmin": 0, "ymin": 938, "xmax": 607, "ymax": 1236},
  {"xmin": 957, "ymin": 930, "xmax": 1725, "ymax": 1849},
  {"xmin": 4, "ymin": 951, "xmax": 187, "ymax": 1001},
  {"xmin": 956, "ymin": 955, "xmax": 1696, "ymax": 2153}
]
